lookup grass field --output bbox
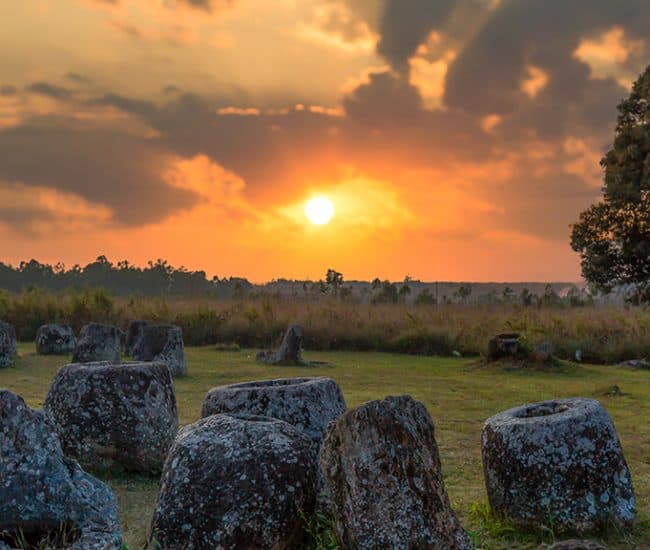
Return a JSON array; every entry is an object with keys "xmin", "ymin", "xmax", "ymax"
[{"xmin": 3, "ymin": 343, "xmax": 650, "ymax": 549}]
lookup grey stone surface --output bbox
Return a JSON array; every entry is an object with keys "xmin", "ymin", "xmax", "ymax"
[
  {"xmin": 0, "ymin": 389, "xmax": 122, "ymax": 549},
  {"xmin": 256, "ymin": 323, "xmax": 308, "ymax": 365},
  {"xmin": 72, "ymin": 323, "xmax": 122, "ymax": 364},
  {"xmin": 133, "ymin": 324, "xmax": 186, "ymax": 377},
  {"xmin": 35, "ymin": 323, "xmax": 77, "ymax": 355},
  {"xmin": 202, "ymin": 376, "xmax": 346, "ymax": 445},
  {"xmin": 126, "ymin": 319, "xmax": 148, "ymax": 354},
  {"xmin": 150, "ymin": 413, "xmax": 318, "ymax": 549},
  {"xmin": 320, "ymin": 395, "xmax": 472, "ymax": 549},
  {"xmin": 44, "ymin": 361, "xmax": 178, "ymax": 473},
  {"xmin": 0, "ymin": 321, "xmax": 16, "ymax": 368},
  {"xmin": 487, "ymin": 332, "xmax": 522, "ymax": 362},
  {"xmin": 482, "ymin": 398, "xmax": 635, "ymax": 533}
]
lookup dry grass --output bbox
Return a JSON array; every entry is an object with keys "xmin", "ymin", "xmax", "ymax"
[
  {"xmin": 2, "ymin": 288, "xmax": 650, "ymax": 363},
  {"xmin": 3, "ymin": 343, "xmax": 650, "ymax": 548}
]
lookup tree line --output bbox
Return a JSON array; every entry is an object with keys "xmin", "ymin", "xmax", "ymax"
[{"xmin": 0, "ymin": 256, "xmax": 252, "ymax": 298}]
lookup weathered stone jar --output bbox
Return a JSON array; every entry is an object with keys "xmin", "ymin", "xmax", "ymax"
[
  {"xmin": 44, "ymin": 361, "xmax": 178, "ymax": 473},
  {"xmin": 201, "ymin": 376, "xmax": 346, "ymax": 445},
  {"xmin": 487, "ymin": 332, "xmax": 522, "ymax": 362},
  {"xmin": 482, "ymin": 397, "xmax": 635, "ymax": 533},
  {"xmin": 36, "ymin": 323, "xmax": 77, "ymax": 355},
  {"xmin": 256, "ymin": 323, "xmax": 309, "ymax": 365},
  {"xmin": 72, "ymin": 322, "xmax": 122, "ymax": 364},
  {"xmin": 0, "ymin": 321, "xmax": 16, "ymax": 368},
  {"xmin": 150, "ymin": 413, "xmax": 319, "ymax": 549},
  {"xmin": 132, "ymin": 324, "xmax": 186, "ymax": 376},
  {"xmin": 0, "ymin": 389, "xmax": 122, "ymax": 549},
  {"xmin": 319, "ymin": 395, "xmax": 472, "ymax": 549}
]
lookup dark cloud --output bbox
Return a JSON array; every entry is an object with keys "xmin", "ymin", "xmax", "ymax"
[
  {"xmin": 444, "ymin": 0, "xmax": 650, "ymax": 117},
  {"xmin": 377, "ymin": 0, "xmax": 454, "ymax": 70},
  {"xmin": 0, "ymin": 118, "xmax": 200, "ymax": 227},
  {"xmin": 162, "ymin": 84, "xmax": 182, "ymax": 95},
  {"xmin": 0, "ymin": 85, "xmax": 17, "ymax": 96},
  {"xmin": 64, "ymin": 72, "xmax": 92, "ymax": 84},
  {"xmin": 26, "ymin": 82, "xmax": 72, "ymax": 100},
  {"xmin": 90, "ymin": 93, "xmax": 158, "ymax": 118}
]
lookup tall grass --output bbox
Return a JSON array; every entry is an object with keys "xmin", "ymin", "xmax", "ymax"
[{"xmin": 1, "ymin": 287, "xmax": 649, "ymax": 363}]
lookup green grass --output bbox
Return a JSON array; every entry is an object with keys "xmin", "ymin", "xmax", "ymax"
[{"xmin": 3, "ymin": 343, "xmax": 650, "ymax": 549}]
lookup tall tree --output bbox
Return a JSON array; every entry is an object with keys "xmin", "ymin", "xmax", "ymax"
[{"xmin": 571, "ymin": 65, "xmax": 650, "ymax": 303}]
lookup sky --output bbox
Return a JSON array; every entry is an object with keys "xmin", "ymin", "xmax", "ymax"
[{"xmin": 1, "ymin": 0, "xmax": 649, "ymax": 282}]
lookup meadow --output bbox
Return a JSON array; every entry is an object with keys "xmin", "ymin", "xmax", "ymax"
[{"xmin": 3, "ymin": 343, "xmax": 650, "ymax": 549}]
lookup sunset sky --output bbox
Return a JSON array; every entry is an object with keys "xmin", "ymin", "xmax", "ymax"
[{"xmin": 1, "ymin": 0, "xmax": 649, "ymax": 282}]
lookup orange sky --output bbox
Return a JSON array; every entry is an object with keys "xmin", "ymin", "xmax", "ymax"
[{"xmin": 1, "ymin": 0, "xmax": 649, "ymax": 281}]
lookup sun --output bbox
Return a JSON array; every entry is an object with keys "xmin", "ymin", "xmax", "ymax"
[{"xmin": 305, "ymin": 196, "xmax": 335, "ymax": 225}]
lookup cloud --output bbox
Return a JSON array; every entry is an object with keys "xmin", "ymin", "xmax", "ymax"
[
  {"xmin": 297, "ymin": 1, "xmax": 378, "ymax": 53},
  {"xmin": 0, "ymin": 85, "xmax": 17, "ymax": 97},
  {"xmin": 0, "ymin": 118, "xmax": 200, "ymax": 227},
  {"xmin": 26, "ymin": 82, "xmax": 72, "ymax": 100},
  {"xmin": 376, "ymin": 0, "xmax": 454, "ymax": 70},
  {"xmin": 0, "ymin": 180, "xmax": 112, "ymax": 236},
  {"xmin": 443, "ymin": 0, "xmax": 650, "ymax": 119},
  {"xmin": 64, "ymin": 72, "xmax": 92, "ymax": 84}
]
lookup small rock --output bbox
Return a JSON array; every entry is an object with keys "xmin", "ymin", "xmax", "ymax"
[
  {"xmin": 256, "ymin": 324, "xmax": 309, "ymax": 365},
  {"xmin": 150, "ymin": 413, "xmax": 318, "ymax": 549},
  {"xmin": 320, "ymin": 395, "xmax": 472, "ymax": 549},
  {"xmin": 72, "ymin": 323, "xmax": 122, "ymax": 364},
  {"xmin": 35, "ymin": 323, "xmax": 77, "ymax": 355},
  {"xmin": 132, "ymin": 324, "xmax": 186, "ymax": 377},
  {"xmin": 202, "ymin": 376, "xmax": 346, "ymax": 445},
  {"xmin": 487, "ymin": 332, "xmax": 521, "ymax": 362},
  {"xmin": 622, "ymin": 358, "xmax": 650, "ymax": 369},
  {"xmin": 44, "ymin": 361, "xmax": 178, "ymax": 473},
  {"xmin": 0, "ymin": 321, "xmax": 16, "ymax": 368},
  {"xmin": 482, "ymin": 398, "xmax": 635, "ymax": 533},
  {"xmin": 0, "ymin": 389, "xmax": 122, "ymax": 549}
]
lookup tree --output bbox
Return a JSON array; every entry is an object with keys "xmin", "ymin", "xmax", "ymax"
[
  {"xmin": 372, "ymin": 281, "xmax": 399, "ymax": 304},
  {"xmin": 414, "ymin": 288, "xmax": 437, "ymax": 306},
  {"xmin": 571, "ymin": 65, "xmax": 650, "ymax": 303},
  {"xmin": 454, "ymin": 284, "xmax": 472, "ymax": 303},
  {"xmin": 398, "ymin": 284, "xmax": 411, "ymax": 303},
  {"xmin": 325, "ymin": 269, "xmax": 344, "ymax": 296},
  {"xmin": 502, "ymin": 286, "xmax": 515, "ymax": 302}
]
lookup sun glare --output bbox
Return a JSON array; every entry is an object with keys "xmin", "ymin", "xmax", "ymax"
[{"xmin": 305, "ymin": 196, "xmax": 335, "ymax": 225}]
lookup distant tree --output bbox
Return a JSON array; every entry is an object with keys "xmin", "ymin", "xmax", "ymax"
[
  {"xmin": 325, "ymin": 269, "xmax": 344, "ymax": 296},
  {"xmin": 398, "ymin": 284, "xmax": 411, "ymax": 303},
  {"xmin": 414, "ymin": 288, "xmax": 437, "ymax": 306},
  {"xmin": 520, "ymin": 287, "xmax": 534, "ymax": 307},
  {"xmin": 571, "ymin": 65, "xmax": 650, "ymax": 304},
  {"xmin": 542, "ymin": 284, "xmax": 561, "ymax": 307},
  {"xmin": 454, "ymin": 284, "xmax": 472, "ymax": 303},
  {"xmin": 372, "ymin": 281, "xmax": 399, "ymax": 304},
  {"xmin": 371, "ymin": 277, "xmax": 382, "ymax": 291},
  {"xmin": 502, "ymin": 286, "xmax": 515, "ymax": 302}
]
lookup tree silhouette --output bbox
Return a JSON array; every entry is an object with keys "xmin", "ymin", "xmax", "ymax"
[{"xmin": 571, "ymin": 65, "xmax": 650, "ymax": 303}]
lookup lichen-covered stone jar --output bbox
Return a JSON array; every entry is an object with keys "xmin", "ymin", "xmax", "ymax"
[{"xmin": 482, "ymin": 397, "xmax": 635, "ymax": 533}]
